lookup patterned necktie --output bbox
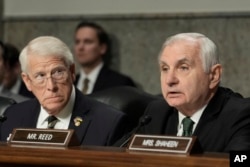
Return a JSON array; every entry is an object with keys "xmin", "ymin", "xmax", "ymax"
[
  {"xmin": 47, "ymin": 116, "xmax": 58, "ymax": 129},
  {"xmin": 82, "ymin": 78, "xmax": 89, "ymax": 94},
  {"xmin": 182, "ymin": 117, "xmax": 194, "ymax": 137}
]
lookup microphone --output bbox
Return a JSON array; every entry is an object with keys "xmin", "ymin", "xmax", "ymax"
[
  {"xmin": 0, "ymin": 115, "xmax": 7, "ymax": 122},
  {"xmin": 139, "ymin": 115, "xmax": 152, "ymax": 126},
  {"xmin": 118, "ymin": 115, "xmax": 152, "ymax": 147}
]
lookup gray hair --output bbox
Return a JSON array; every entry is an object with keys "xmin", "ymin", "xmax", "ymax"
[
  {"xmin": 159, "ymin": 33, "xmax": 219, "ymax": 73},
  {"xmin": 19, "ymin": 36, "xmax": 74, "ymax": 73}
]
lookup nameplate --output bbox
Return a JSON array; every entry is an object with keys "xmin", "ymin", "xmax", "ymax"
[
  {"xmin": 128, "ymin": 134, "xmax": 202, "ymax": 154},
  {"xmin": 8, "ymin": 128, "xmax": 79, "ymax": 147}
]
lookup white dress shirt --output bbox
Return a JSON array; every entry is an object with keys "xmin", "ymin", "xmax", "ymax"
[
  {"xmin": 177, "ymin": 105, "xmax": 207, "ymax": 136},
  {"xmin": 77, "ymin": 62, "xmax": 104, "ymax": 94},
  {"xmin": 36, "ymin": 86, "xmax": 76, "ymax": 129}
]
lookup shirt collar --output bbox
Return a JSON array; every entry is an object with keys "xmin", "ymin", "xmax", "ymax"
[
  {"xmin": 38, "ymin": 85, "xmax": 76, "ymax": 126},
  {"xmin": 80, "ymin": 61, "xmax": 104, "ymax": 83},
  {"xmin": 178, "ymin": 105, "xmax": 207, "ymax": 127}
]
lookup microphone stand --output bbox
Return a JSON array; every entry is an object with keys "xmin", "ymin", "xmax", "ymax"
[
  {"xmin": 118, "ymin": 115, "xmax": 152, "ymax": 147},
  {"xmin": 119, "ymin": 125, "xmax": 141, "ymax": 147}
]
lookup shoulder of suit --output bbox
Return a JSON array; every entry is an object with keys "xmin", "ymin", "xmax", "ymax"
[
  {"xmin": 101, "ymin": 67, "xmax": 131, "ymax": 78},
  {"xmin": 4, "ymin": 99, "xmax": 38, "ymax": 116},
  {"xmin": 9, "ymin": 99, "xmax": 37, "ymax": 109}
]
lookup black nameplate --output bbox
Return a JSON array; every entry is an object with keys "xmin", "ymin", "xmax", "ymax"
[
  {"xmin": 8, "ymin": 128, "xmax": 79, "ymax": 147},
  {"xmin": 128, "ymin": 134, "xmax": 202, "ymax": 154}
]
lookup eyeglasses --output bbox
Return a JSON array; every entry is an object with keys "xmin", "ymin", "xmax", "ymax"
[{"xmin": 27, "ymin": 67, "xmax": 69, "ymax": 87}]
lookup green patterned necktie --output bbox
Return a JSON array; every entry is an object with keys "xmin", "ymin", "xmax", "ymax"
[
  {"xmin": 47, "ymin": 116, "xmax": 58, "ymax": 129},
  {"xmin": 182, "ymin": 117, "xmax": 194, "ymax": 137}
]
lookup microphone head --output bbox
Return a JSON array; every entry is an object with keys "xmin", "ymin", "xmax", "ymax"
[
  {"xmin": 0, "ymin": 115, "xmax": 7, "ymax": 122},
  {"xmin": 140, "ymin": 115, "xmax": 152, "ymax": 126}
]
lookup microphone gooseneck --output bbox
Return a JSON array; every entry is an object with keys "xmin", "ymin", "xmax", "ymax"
[
  {"xmin": 139, "ymin": 115, "xmax": 152, "ymax": 127},
  {"xmin": 119, "ymin": 115, "xmax": 152, "ymax": 147}
]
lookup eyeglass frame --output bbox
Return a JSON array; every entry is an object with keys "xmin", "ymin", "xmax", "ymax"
[{"xmin": 25, "ymin": 66, "xmax": 70, "ymax": 87}]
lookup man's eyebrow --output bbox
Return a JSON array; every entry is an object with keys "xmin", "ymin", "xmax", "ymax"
[
  {"xmin": 159, "ymin": 57, "xmax": 191, "ymax": 66},
  {"xmin": 178, "ymin": 57, "xmax": 189, "ymax": 63},
  {"xmin": 159, "ymin": 60, "xmax": 167, "ymax": 65},
  {"xmin": 176, "ymin": 57, "xmax": 193, "ymax": 65}
]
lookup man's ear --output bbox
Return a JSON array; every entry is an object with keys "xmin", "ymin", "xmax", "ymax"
[
  {"xmin": 100, "ymin": 43, "xmax": 107, "ymax": 56},
  {"xmin": 209, "ymin": 64, "xmax": 222, "ymax": 89},
  {"xmin": 21, "ymin": 72, "xmax": 32, "ymax": 91},
  {"xmin": 69, "ymin": 64, "xmax": 76, "ymax": 82}
]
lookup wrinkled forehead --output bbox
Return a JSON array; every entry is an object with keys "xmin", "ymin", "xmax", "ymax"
[
  {"xmin": 27, "ymin": 55, "xmax": 67, "ymax": 71},
  {"xmin": 160, "ymin": 37, "xmax": 200, "ymax": 57},
  {"xmin": 160, "ymin": 39, "xmax": 201, "ymax": 59}
]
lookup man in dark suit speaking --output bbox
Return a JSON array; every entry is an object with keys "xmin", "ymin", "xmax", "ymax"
[
  {"xmin": 0, "ymin": 36, "xmax": 127, "ymax": 146},
  {"xmin": 73, "ymin": 21, "xmax": 136, "ymax": 94},
  {"xmin": 135, "ymin": 33, "xmax": 250, "ymax": 152}
]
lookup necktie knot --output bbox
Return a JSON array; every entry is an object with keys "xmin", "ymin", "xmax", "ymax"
[
  {"xmin": 182, "ymin": 117, "xmax": 194, "ymax": 137},
  {"xmin": 47, "ymin": 115, "xmax": 58, "ymax": 129},
  {"xmin": 82, "ymin": 78, "xmax": 89, "ymax": 94}
]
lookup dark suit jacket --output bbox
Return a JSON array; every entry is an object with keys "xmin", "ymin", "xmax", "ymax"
[
  {"xmin": 75, "ymin": 66, "xmax": 136, "ymax": 93},
  {"xmin": 0, "ymin": 88, "xmax": 127, "ymax": 146},
  {"xmin": 139, "ymin": 87, "xmax": 250, "ymax": 152}
]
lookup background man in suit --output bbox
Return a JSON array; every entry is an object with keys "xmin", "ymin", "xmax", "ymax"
[
  {"xmin": 136, "ymin": 33, "xmax": 250, "ymax": 152},
  {"xmin": 0, "ymin": 41, "xmax": 29, "ymax": 103},
  {"xmin": 0, "ymin": 36, "xmax": 127, "ymax": 146},
  {"xmin": 2, "ymin": 43, "xmax": 34, "ymax": 98},
  {"xmin": 74, "ymin": 21, "xmax": 136, "ymax": 94}
]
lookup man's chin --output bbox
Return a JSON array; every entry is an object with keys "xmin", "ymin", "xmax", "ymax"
[
  {"xmin": 45, "ymin": 105, "xmax": 64, "ymax": 115},
  {"xmin": 166, "ymin": 99, "xmax": 184, "ymax": 108}
]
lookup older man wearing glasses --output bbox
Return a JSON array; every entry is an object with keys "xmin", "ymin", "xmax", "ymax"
[{"xmin": 0, "ymin": 36, "xmax": 127, "ymax": 146}]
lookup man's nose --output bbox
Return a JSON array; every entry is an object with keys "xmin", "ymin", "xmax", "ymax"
[
  {"xmin": 77, "ymin": 42, "xmax": 85, "ymax": 50},
  {"xmin": 165, "ymin": 70, "xmax": 179, "ymax": 86},
  {"xmin": 45, "ymin": 77, "xmax": 58, "ymax": 91}
]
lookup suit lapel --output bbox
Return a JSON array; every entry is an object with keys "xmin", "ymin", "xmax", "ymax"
[
  {"xmin": 93, "ymin": 66, "xmax": 106, "ymax": 92},
  {"xmin": 68, "ymin": 89, "xmax": 92, "ymax": 144},
  {"xmin": 22, "ymin": 99, "xmax": 41, "ymax": 128},
  {"xmin": 164, "ymin": 108, "xmax": 179, "ymax": 135},
  {"xmin": 193, "ymin": 87, "xmax": 229, "ymax": 136}
]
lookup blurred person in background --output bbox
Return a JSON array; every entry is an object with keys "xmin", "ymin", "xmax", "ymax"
[
  {"xmin": 74, "ymin": 21, "xmax": 136, "ymax": 94},
  {"xmin": 2, "ymin": 43, "xmax": 34, "ymax": 98},
  {"xmin": 0, "ymin": 41, "xmax": 29, "ymax": 103}
]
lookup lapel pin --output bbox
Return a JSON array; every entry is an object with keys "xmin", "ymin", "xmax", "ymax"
[{"xmin": 74, "ymin": 116, "xmax": 83, "ymax": 127}]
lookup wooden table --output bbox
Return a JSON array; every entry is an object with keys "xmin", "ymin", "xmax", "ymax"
[{"xmin": 0, "ymin": 142, "xmax": 229, "ymax": 167}]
